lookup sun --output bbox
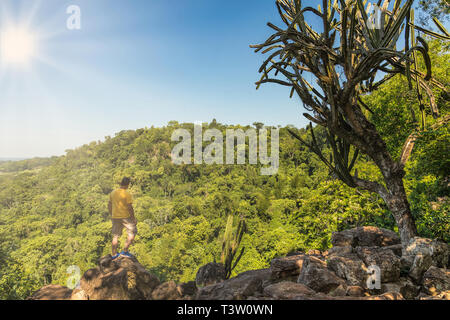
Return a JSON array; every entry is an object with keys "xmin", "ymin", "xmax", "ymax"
[{"xmin": 0, "ymin": 27, "xmax": 37, "ymax": 66}]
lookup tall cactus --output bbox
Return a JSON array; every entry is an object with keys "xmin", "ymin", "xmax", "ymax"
[{"xmin": 220, "ymin": 215, "xmax": 247, "ymax": 279}]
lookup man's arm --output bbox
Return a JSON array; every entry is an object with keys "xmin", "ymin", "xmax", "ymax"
[{"xmin": 127, "ymin": 204, "xmax": 136, "ymax": 224}]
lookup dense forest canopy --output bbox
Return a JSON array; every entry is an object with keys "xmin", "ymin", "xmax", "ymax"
[{"xmin": 0, "ymin": 38, "xmax": 448, "ymax": 298}]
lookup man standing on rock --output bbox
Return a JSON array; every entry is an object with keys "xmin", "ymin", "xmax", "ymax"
[{"xmin": 108, "ymin": 177, "xmax": 137, "ymax": 259}]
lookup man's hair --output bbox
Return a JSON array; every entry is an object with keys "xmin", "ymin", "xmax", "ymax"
[{"xmin": 120, "ymin": 177, "xmax": 131, "ymax": 186}]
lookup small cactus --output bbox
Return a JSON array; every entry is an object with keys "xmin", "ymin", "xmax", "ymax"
[{"xmin": 220, "ymin": 214, "xmax": 247, "ymax": 279}]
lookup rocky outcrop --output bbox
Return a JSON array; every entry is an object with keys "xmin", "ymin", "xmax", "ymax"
[{"xmin": 28, "ymin": 227, "xmax": 449, "ymax": 301}]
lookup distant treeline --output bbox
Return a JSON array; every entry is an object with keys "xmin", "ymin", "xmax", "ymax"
[{"xmin": 0, "ymin": 157, "xmax": 57, "ymax": 173}]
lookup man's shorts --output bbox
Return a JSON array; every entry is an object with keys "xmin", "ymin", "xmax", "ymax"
[{"xmin": 112, "ymin": 218, "xmax": 137, "ymax": 237}]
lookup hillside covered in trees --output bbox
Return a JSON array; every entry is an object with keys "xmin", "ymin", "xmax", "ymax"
[{"xmin": 0, "ymin": 39, "xmax": 448, "ymax": 300}]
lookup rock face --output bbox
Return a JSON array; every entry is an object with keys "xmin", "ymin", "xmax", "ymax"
[{"xmin": 28, "ymin": 227, "xmax": 450, "ymax": 301}]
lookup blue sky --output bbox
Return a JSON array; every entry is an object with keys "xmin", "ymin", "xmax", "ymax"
[
  {"xmin": 0, "ymin": 0, "xmax": 435, "ymax": 158},
  {"xmin": 0, "ymin": 0, "xmax": 312, "ymax": 158}
]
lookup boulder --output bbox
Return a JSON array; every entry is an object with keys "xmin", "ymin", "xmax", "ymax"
[
  {"xmin": 195, "ymin": 263, "xmax": 226, "ymax": 287},
  {"xmin": 263, "ymin": 281, "xmax": 316, "ymax": 300},
  {"xmin": 405, "ymin": 237, "xmax": 449, "ymax": 268},
  {"xmin": 346, "ymin": 286, "xmax": 366, "ymax": 297},
  {"xmin": 297, "ymin": 256, "xmax": 345, "ymax": 294},
  {"xmin": 408, "ymin": 252, "xmax": 432, "ymax": 282},
  {"xmin": 270, "ymin": 254, "xmax": 308, "ymax": 279},
  {"xmin": 327, "ymin": 253, "xmax": 367, "ymax": 286},
  {"xmin": 329, "ymin": 284, "xmax": 347, "ymax": 297},
  {"xmin": 331, "ymin": 226, "xmax": 400, "ymax": 248},
  {"xmin": 77, "ymin": 255, "xmax": 160, "ymax": 300},
  {"xmin": 28, "ymin": 285, "xmax": 73, "ymax": 300},
  {"xmin": 177, "ymin": 281, "xmax": 197, "ymax": 297},
  {"xmin": 381, "ymin": 277, "xmax": 420, "ymax": 300},
  {"xmin": 196, "ymin": 269, "xmax": 271, "ymax": 300},
  {"xmin": 422, "ymin": 266, "xmax": 450, "ymax": 296},
  {"xmin": 356, "ymin": 247, "xmax": 401, "ymax": 283},
  {"xmin": 151, "ymin": 281, "xmax": 182, "ymax": 300},
  {"xmin": 79, "ymin": 267, "xmax": 130, "ymax": 300}
]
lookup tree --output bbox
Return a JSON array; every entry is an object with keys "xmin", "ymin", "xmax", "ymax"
[{"xmin": 251, "ymin": 0, "xmax": 449, "ymax": 245}]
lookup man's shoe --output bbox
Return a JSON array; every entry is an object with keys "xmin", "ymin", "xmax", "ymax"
[
  {"xmin": 120, "ymin": 251, "xmax": 133, "ymax": 258},
  {"xmin": 111, "ymin": 253, "xmax": 121, "ymax": 260}
]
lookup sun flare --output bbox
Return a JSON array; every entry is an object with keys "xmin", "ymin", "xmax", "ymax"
[{"xmin": 0, "ymin": 27, "xmax": 37, "ymax": 66}]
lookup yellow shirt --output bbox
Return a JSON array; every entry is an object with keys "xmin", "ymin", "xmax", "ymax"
[{"xmin": 110, "ymin": 188, "xmax": 133, "ymax": 219}]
